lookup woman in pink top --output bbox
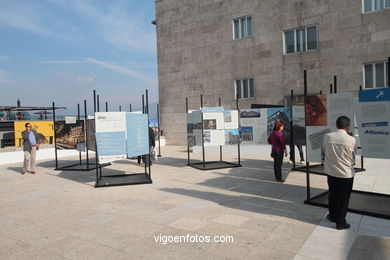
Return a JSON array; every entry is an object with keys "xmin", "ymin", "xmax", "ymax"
[{"xmin": 268, "ymin": 121, "xmax": 288, "ymax": 182}]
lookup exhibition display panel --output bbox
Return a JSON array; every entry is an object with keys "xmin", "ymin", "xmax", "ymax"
[
  {"xmin": 186, "ymin": 95, "xmax": 241, "ymax": 171},
  {"xmin": 94, "ymin": 90, "xmax": 152, "ymax": 187},
  {"xmin": 301, "ymin": 70, "xmax": 390, "ymax": 219},
  {"xmin": 53, "ymin": 101, "xmax": 101, "ymax": 171}
]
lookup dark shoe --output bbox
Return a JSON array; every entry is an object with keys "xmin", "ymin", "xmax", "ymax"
[
  {"xmin": 276, "ymin": 179, "xmax": 286, "ymax": 183},
  {"xmin": 21, "ymin": 170, "xmax": 26, "ymax": 175},
  {"xmin": 31, "ymin": 171, "xmax": 36, "ymax": 174},
  {"xmin": 326, "ymin": 214, "xmax": 335, "ymax": 222},
  {"xmin": 336, "ymin": 223, "xmax": 351, "ymax": 230}
]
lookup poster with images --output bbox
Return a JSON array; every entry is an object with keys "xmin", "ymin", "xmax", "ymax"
[
  {"xmin": 240, "ymin": 109, "xmax": 268, "ymax": 144},
  {"xmin": 223, "ymin": 110, "xmax": 239, "ymax": 129},
  {"xmin": 356, "ymin": 88, "xmax": 390, "ymax": 159},
  {"xmin": 306, "ymin": 126, "xmax": 331, "ymax": 162},
  {"xmin": 14, "ymin": 121, "xmax": 54, "ymax": 146},
  {"xmin": 305, "ymin": 95, "xmax": 327, "ymax": 126},
  {"xmin": 203, "ymin": 112, "xmax": 224, "ymax": 130},
  {"xmin": 55, "ymin": 120, "xmax": 85, "ymax": 149},
  {"xmin": 224, "ymin": 129, "xmax": 240, "ymax": 145},
  {"xmin": 327, "ymin": 93, "xmax": 355, "ymax": 132},
  {"xmin": 267, "ymin": 107, "xmax": 291, "ymax": 144},
  {"xmin": 126, "ymin": 113, "xmax": 149, "ymax": 158},
  {"xmin": 292, "ymin": 102, "xmax": 306, "ymax": 145},
  {"xmin": 95, "ymin": 112, "xmax": 127, "ymax": 163},
  {"xmin": 203, "ymin": 130, "xmax": 225, "ymax": 146}
]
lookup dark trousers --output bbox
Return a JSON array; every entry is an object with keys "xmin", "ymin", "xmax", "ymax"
[
  {"xmin": 289, "ymin": 145, "xmax": 304, "ymax": 162},
  {"xmin": 273, "ymin": 151, "xmax": 284, "ymax": 180},
  {"xmin": 327, "ymin": 175, "xmax": 354, "ymax": 226}
]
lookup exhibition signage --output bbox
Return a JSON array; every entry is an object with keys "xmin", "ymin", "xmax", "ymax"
[
  {"xmin": 187, "ymin": 107, "xmax": 240, "ymax": 147},
  {"xmin": 126, "ymin": 113, "xmax": 149, "ymax": 158},
  {"xmin": 239, "ymin": 108, "xmax": 291, "ymax": 145},
  {"xmin": 95, "ymin": 112, "xmax": 127, "ymax": 163},
  {"xmin": 14, "ymin": 121, "xmax": 54, "ymax": 146},
  {"xmin": 305, "ymin": 93, "xmax": 355, "ymax": 162},
  {"xmin": 95, "ymin": 112, "xmax": 150, "ymax": 163},
  {"xmin": 356, "ymin": 88, "xmax": 390, "ymax": 159},
  {"xmin": 54, "ymin": 120, "xmax": 85, "ymax": 149},
  {"xmin": 292, "ymin": 101, "xmax": 306, "ymax": 145}
]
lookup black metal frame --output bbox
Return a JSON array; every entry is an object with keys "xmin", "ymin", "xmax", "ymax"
[
  {"xmin": 53, "ymin": 100, "xmax": 99, "ymax": 171},
  {"xmin": 94, "ymin": 89, "xmax": 152, "ymax": 187},
  {"xmin": 186, "ymin": 94, "xmax": 241, "ymax": 171},
  {"xmin": 301, "ymin": 69, "xmax": 390, "ymax": 220}
]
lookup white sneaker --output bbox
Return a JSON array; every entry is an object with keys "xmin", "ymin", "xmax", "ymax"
[{"xmin": 300, "ymin": 160, "xmax": 305, "ymax": 164}]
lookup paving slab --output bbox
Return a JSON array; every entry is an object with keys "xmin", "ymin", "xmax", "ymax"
[{"xmin": 0, "ymin": 146, "xmax": 388, "ymax": 259}]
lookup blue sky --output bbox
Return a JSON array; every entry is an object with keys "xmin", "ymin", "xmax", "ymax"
[{"xmin": 0, "ymin": 0, "xmax": 157, "ymax": 115}]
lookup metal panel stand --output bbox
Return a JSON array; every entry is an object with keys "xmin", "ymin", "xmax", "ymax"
[{"xmin": 186, "ymin": 94, "xmax": 241, "ymax": 171}]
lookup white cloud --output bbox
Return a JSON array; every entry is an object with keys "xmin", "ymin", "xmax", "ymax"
[
  {"xmin": 55, "ymin": 71, "xmax": 94, "ymax": 85},
  {"xmin": 0, "ymin": 3, "xmax": 52, "ymax": 36},
  {"xmin": 37, "ymin": 60, "xmax": 87, "ymax": 64},
  {"xmin": 68, "ymin": 1, "xmax": 156, "ymax": 54},
  {"xmin": 85, "ymin": 57, "xmax": 156, "ymax": 86}
]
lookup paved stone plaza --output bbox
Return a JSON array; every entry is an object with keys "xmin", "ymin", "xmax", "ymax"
[{"xmin": 0, "ymin": 146, "xmax": 389, "ymax": 259}]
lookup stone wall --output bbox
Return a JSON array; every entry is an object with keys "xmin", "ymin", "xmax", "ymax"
[{"xmin": 155, "ymin": 0, "xmax": 390, "ymax": 145}]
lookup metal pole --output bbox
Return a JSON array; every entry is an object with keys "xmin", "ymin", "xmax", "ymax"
[
  {"xmin": 201, "ymin": 94, "xmax": 205, "ymax": 170},
  {"xmin": 219, "ymin": 97, "xmax": 222, "ymax": 163},
  {"xmin": 130, "ymin": 104, "xmax": 132, "ymax": 112},
  {"xmin": 146, "ymin": 90, "xmax": 151, "ymax": 179},
  {"xmin": 97, "ymin": 95, "xmax": 100, "ymax": 112},
  {"xmin": 290, "ymin": 89, "xmax": 295, "ymax": 169},
  {"xmin": 157, "ymin": 104, "xmax": 161, "ymax": 157},
  {"xmin": 236, "ymin": 93, "xmax": 241, "ymax": 166},
  {"xmin": 330, "ymin": 84, "xmax": 333, "ymax": 94},
  {"xmin": 53, "ymin": 102, "xmax": 58, "ymax": 169},
  {"xmin": 334, "ymin": 75, "xmax": 337, "ymax": 94},
  {"xmin": 85, "ymin": 100, "xmax": 90, "ymax": 170},
  {"xmin": 388, "ymin": 57, "xmax": 390, "ymax": 87},
  {"xmin": 119, "ymin": 105, "xmax": 122, "ymax": 112},
  {"xmin": 93, "ymin": 90, "xmax": 96, "ymax": 113},
  {"xmin": 320, "ymin": 90, "xmax": 322, "ymax": 95},
  {"xmin": 304, "ymin": 70, "xmax": 310, "ymax": 201},
  {"xmin": 77, "ymin": 103, "xmax": 81, "ymax": 164},
  {"xmin": 186, "ymin": 98, "xmax": 190, "ymax": 165},
  {"xmin": 105, "ymin": 102, "xmax": 108, "ymax": 112},
  {"xmin": 142, "ymin": 95, "xmax": 145, "ymax": 114}
]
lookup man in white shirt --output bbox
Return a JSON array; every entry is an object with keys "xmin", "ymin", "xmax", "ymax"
[{"xmin": 322, "ymin": 116, "xmax": 356, "ymax": 230}]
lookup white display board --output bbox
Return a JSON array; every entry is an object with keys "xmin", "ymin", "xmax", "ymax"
[
  {"xmin": 305, "ymin": 93, "xmax": 356, "ymax": 163},
  {"xmin": 240, "ymin": 109, "xmax": 268, "ymax": 144},
  {"xmin": 356, "ymin": 88, "xmax": 390, "ymax": 159},
  {"xmin": 187, "ymin": 108, "xmax": 240, "ymax": 147}
]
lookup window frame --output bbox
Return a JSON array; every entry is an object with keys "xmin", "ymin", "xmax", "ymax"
[
  {"xmin": 283, "ymin": 24, "xmax": 318, "ymax": 55},
  {"xmin": 233, "ymin": 16, "xmax": 253, "ymax": 40},
  {"xmin": 234, "ymin": 78, "xmax": 256, "ymax": 99},
  {"xmin": 362, "ymin": 0, "xmax": 390, "ymax": 13},
  {"xmin": 363, "ymin": 61, "xmax": 389, "ymax": 89}
]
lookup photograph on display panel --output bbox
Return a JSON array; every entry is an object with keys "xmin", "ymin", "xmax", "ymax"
[
  {"xmin": 224, "ymin": 129, "xmax": 240, "ymax": 145},
  {"xmin": 267, "ymin": 107, "xmax": 291, "ymax": 144},
  {"xmin": 224, "ymin": 110, "xmax": 239, "ymax": 129},
  {"xmin": 203, "ymin": 119, "xmax": 217, "ymax": 130},
  {"xmin": 55, "ymin": 120, "xmax": 85, "ymax": 149},
  {"xmin": 305, "ymin": 95, "xmax": 327, "ymax": 126},
  {"xmin": 86, "ymin": 119, "xmax": 96, "ymax": 151},
  {"xmin": 240, "ymin": 109, "xmax": 268, "ymax": 144}
]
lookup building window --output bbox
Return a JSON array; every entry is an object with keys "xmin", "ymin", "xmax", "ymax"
[
  {"xmin": 233, "ymin": 16, "xmax": 252, "ymax": 40},
  {"xmin": 235, "ymin": 78, "xmax": 255, "ymax": 98},
  {"xmin": 284, "ymin": 25, "xmax": 317, "ymax": 54},
  {"xmin": 363, "ymin": 0, "xmax": 390, "ymax": 12},
  {"xmin": 364, "ymin": 61, "xmax": 389, "ymax": 88}
]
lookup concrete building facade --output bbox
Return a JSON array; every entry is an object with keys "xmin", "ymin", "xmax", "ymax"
[{"xmin": 155, "ymin": 0, "xmax": 390, "ymax": 145}]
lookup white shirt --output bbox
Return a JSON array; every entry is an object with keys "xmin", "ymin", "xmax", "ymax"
[{"xmin": 322, "ymin": 129, "xmax": 357, "ymax": 178}]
